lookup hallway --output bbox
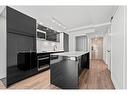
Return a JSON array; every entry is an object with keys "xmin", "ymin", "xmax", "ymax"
[
  {"xmin": 80, "ymin": 59, "xmax": 114, "ymax": 89},
  {"xmin": 0, "ymin": 60, "xmax": 114, "ymax": 89}
]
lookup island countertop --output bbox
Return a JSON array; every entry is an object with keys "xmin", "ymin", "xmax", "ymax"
[{"xmin": 50, "ymin": 51, "xmax": 89, "ymax": 57}]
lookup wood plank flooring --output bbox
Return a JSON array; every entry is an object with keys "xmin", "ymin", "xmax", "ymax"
[
  {"xmin": 0, "ymin": 59, "xmax": 114, "ymax": 89},
  {"xmin": 79, "ymin": 60, "xmax": 114, "ymax": 89}
]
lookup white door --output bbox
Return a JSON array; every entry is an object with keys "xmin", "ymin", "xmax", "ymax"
[
  {"xmin": 106, "ymin": 50, "xmax": 111, "ymax": 70},
  {"xmin": 105, "ymin": 32, "xmax": 111, "ymax": 71},
  {"xmin": 91, "ymin": 37, "xmax": 103, "ymax": 60}
]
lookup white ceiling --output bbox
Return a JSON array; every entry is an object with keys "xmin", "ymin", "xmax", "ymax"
[
  {"xmin": 90, "ymin": 25, "xmax": 110, "ymax": 37},
  {"xmin": 0, "ymin": 6, "xmax": 118, "ymax": 33}
]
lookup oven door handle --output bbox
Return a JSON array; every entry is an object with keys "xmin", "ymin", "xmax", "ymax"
[{"xmin": 38, "ymin": 57, "xmax": 50, "ymax": 60}]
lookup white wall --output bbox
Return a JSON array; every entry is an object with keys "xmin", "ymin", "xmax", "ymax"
[
  {"xmin": 125, "ymin": 6, "xmax": 127, "ymax": 89},
  {"xmin": 0, "ymin": 6, "xmax": 5, "ymax": 14},
  {"xmin": 111, "ymin": 7, "xmax": 125, "ymax": 89},
  {"xmin": 75, "ymin": 36, "xmax": 88, "ymax": 51},
  {"xmin": 0, "ymin": 8, "xmax": 6, "ymax": 79},
  {"xmin": 69, "ymin": 29, "xmax": 94, "ymax": 51}
]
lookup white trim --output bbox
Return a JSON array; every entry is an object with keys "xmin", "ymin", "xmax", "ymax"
[
  {"xmin": 67, "ymin": 22, "xmax": 111, "ymax": 32},
  {"xmin": 93, "ymin": 22, "xmax": 111, "ymax": 27},
  {"xmin": 112, "ymin": 6, "xmax": 120, "ymax": 20},
  {"xmin": 112, "ymin": 6, "xmax": 120, "ymax": 19},
  {"xmin": 36, "ymin": 29, "xmax": 46, "ymax": 33},
  {"xmin": 111, "ymin": 73, "xmax": 119, "ymax": 89}
]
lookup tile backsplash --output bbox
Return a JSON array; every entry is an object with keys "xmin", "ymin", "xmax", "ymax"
[{"xmin": 37, "ymin": 39, "xmax": 63, "ymax": 53}]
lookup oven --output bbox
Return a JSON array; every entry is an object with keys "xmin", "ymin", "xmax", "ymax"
[{"xmin": 37, "ymin": 54, "xmax": 50, "ymax": 71}]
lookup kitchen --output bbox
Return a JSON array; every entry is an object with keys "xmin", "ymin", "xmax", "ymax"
[
  {"xmin": 0, "ymin": 6, "xmax": 121, "ymax": 89},
  {"xmin": 0, "ymin": 6, "xmax": 90, "ymax": 89}
]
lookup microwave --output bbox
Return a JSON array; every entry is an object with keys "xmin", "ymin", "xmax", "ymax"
[{"xmin": 36, "ymin": 29, "xmax": 46, "ymax": 40}]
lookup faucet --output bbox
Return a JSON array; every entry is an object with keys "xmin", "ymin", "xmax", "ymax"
[{"xmin": 53, "ymin": 45, "xmax": 57, "ymax": 51}]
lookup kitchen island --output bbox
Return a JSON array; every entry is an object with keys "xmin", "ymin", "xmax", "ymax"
[{"xmin": 50, "ymin": 51, "xmax": 89, "ymax": 89}]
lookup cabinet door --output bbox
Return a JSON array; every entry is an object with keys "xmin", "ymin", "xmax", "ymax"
[
  {"xmin": 7, "ymin": 31, "xmax": 37, "ymax": 87},
  {"xmin": 7, "ymin": 6, "xmax": 36, "ymax": 36},
  {"xmin": 64, "ymin": 33, "xmax": 69, "ymax": 52},
  {"xmin": 50, "ymin": 56, "xmax": 79, "ymax": 89},
  {"xmin": 46, "ymin": 31, "xmax": 56, "ymax": 41},
  {"xmin": 47, "ymin": 34, "xmax": 57, "ymax": 42},
  {"xmin": 56, "ymin": 33, "xmax": 60, "ymax": 42},
  {"xmin": 46, "ymin": 31, "xmax": 60, "ymax": 42},
  {"xmin": 17, "ymin": 34, "xmax": 35, "ymax": 52}
]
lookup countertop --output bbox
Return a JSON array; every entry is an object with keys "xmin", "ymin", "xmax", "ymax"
[
  {"xmin": 51, "ymin": 51, "xmax": 89, "ymax": 57},
  {"xmin": 37, "ymin": 51, "xmax": 64, "ymax": 55}
]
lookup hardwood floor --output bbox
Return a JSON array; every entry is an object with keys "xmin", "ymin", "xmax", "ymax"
[
  {"xmin": 0, "ymin": 59, "xmax": 114, "ymax": 89},
  {"xmin": 79, "ymin": 60, "xmax": 114, "ymax": 89}
]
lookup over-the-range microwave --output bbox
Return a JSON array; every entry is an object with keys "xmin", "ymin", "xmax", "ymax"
[{"xmin": 36, "ymin": 29, "xmax": 46, "ymax": 40}]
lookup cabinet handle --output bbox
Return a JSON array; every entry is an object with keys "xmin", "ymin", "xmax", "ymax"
[{"xmin": 38, "ymin": 57, "xmax": 50, "ymax": 60}]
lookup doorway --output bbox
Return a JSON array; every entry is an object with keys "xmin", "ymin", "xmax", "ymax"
[
  {"xmin": 75, "ymin": 36, "xmax": 88, "ymax": 51},
  {"xmin": 91, "ymin": 37, "xmax": 103, "ymax": 60}
]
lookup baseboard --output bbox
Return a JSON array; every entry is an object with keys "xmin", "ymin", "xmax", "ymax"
[
  {"xmin": 0, "ymin": 78, "xmax": 6, "ymax": 87},
  {"xmin": 0, "ymin": 76, "xmax": 5, "ymax": 80},
  {"xmin": 111, "ymin": 74, "xmax": 119, "ymax": 89}
]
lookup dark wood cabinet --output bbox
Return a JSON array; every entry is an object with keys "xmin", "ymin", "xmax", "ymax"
[
  {"xmin": 50, "ymin": 56, "xmax": 79, "ymax": 89},
  {"xmin": 50, "ymin": 52, "xmax": 89, "ymax": 89},
  {"xmin": 7, "ymin": 6, "xmax": 36, "ymax": 36},
  {"xmin": 63, "ymin": 33, "xmax": 69, "ymax": 52},
  {"xmin": 6, "ymin": 6, "xmax": 37, "ymax": 87},
  {"xmin": 7, "ymin": 32, "xmax": 18, "ymax": 68},
  {"xmin": 7, "ymin": 32, "xmax": 36, "ymax": 67},
  {"xmin": 37, "ymin": 23, "xmax": 60, "ymax": 42},
  {"xmin": 46, "ymin": 31, "xmax": 60, "ymax": 42}
]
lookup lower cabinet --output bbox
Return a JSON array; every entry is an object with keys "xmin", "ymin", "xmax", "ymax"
[
  {"xmin": 78, "ymin": 53, "xmax": 90, "ymax": 75},
  {"xmin": 50, "ymin": 53, "xmax": 90, "ymax": 89},
  {"xmin": 50, "ymin": 56, "xmax": 79, "ymax": 89}
]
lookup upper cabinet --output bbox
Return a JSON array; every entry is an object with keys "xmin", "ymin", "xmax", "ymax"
[
  {"xmin": 46, "ymin": 30, "xmax": 60, "ymax": 42},
  {"xmin": 63, "ymin": 33, "xmax": 69, "ymax": 52},
  {"xmin": 37, "ymin": 23, "xmax": 60, "ymax": 42},
  {"xmin": 7, "ymin": 6, "xmax": 36, "ymax": 36}
]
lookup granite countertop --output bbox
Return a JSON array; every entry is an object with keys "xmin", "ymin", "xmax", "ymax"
[{"xmin": 51, "ymin": 51, "xmax": 89, "ymax": 57}]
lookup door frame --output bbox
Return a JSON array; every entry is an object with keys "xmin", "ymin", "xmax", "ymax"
[{"xmin": 90, "ymin": 37, "xmax": 103, "ymax": 60}]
